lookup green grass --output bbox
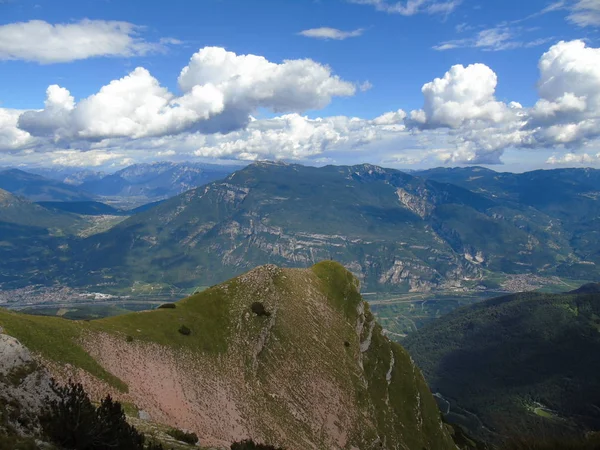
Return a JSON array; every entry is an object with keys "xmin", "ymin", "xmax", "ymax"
[
  {"xmin": 0, "ymin": 274, "xmax": 234, "ymax": 394},
  {"xmin": 0, "ymin": 309, "xmax": 127, "ymax": 391},
  {"xmin": 91, "ymin": 280, "xmax": 235, "ymax": 354},
  {"xmin": 311, "ymin": 260, "xmax": 362, "ymax": 321},
  {"xmin": 533, "ymin": 408, "xmax": 555, "ymax": 419}
]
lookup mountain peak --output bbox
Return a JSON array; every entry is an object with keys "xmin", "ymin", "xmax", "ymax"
[{"xmin": 0, "ymin": 262, "xmax": 455, "ymax": 449}]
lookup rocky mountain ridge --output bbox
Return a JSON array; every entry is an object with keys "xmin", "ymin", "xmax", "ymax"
[{"xmin": 0, "ymin": 262, "xmax": 456, "ymax": 449}]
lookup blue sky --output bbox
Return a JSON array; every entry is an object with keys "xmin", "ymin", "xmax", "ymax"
[{"xmin": 1, "ymin": 0, "xmax": 600, "ymax": 171}]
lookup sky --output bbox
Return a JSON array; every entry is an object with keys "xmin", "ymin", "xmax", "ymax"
[{"xmin": 1, "ymin": 0, "xmax": 600, "ymax": 172}]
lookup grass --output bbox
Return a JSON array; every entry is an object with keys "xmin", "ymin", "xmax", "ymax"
[
  {"xmin": 0, "ymin": 273, "xmax": 234, "ymax": 394},
  {"xmin": 0, "ymin": 308, "xmax": 127, "ymax": 392},
  {"xmin": 0, "ymin": 273, "xmax": 237, "ymax": 392},
  {"xmin": 90, "ymin": 280, "xmax": 235, "ymax": 354},
  {"xmin": 533, "ymin": 408, "xmax": 555, "ymax": 419},
  {"xmin": 311, "ymin": 260, "xmax": 362, "ymax": 321}
]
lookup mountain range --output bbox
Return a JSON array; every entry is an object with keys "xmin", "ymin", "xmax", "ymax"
[
  {"xmin": 1, "ymin": 162, "xmax": 600, "ymax": 293},
  {"xmin": 61, "ymin": 162, "xmax": 600, "ymax": 293},
  {"xmin": 15, "ymin": 162, "xmax": 241, "ymax": 204},
  {"xmin": 0, "ymin": 168, "xmax": 94, "ymax": 202}
]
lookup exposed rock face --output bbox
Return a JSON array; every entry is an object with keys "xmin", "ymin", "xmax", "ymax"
[
  {"xmin": 0, "ymin": 334, "xmax": 56, "ymax": 437},
  {"xmin": 396, "ymin": 187, "xmax": 434, "ymax": 219}
]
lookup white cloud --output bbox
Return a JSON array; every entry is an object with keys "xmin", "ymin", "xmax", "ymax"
[
  {"xmin": 18, "ymin": 47, "xmax": 355, "ymax": 141},
  {"xmin": 190, "ymin": 113, "xmax": 408, "ymax": 161},
  {"xmin": 348, "ymin": 0, "xmax": 461, "ymax": 16},
  {"xmin": 373, "ymin": 109, "xmax": 407, "ymax": 125},
  {"xmin": 547, "ymin": 152, "xmax": 600, "ymax": 164},
  {"xmin": 6, "ymin": 39, "xmax": 600, "ymax": 169},
  {"xmin": 49, "ymin": 150, "xmax": 134, "ymax": 167},
  {"xmin": 434, "ymin": 26, "xmax": 553, "ymax": 51},
  {"xmin": 359, "ymin": 80, "xmax": 374, "ymax": 92},
  {"xmin": 568, "ymin": 0, "xmax": 600, "ymax": 27},
  {"xmin": 177, "ymin": 47, "xmax": 355, "ymax": 114},
  {"xmin": 413, "ymin": 39, "xmax": 600, "ymax": 164},
  {"xmin": 0, "ymin": 108, "xmax": 35, "ymax": 151},
  {"xmin": 0, "ymin": 20, "xmax": 178, "ymax": 64},
  {"xmin": 19, "ymin": 68, "xmax": 225, "ymax": 140},
  {"xmin": 409, "ymin": 63, "xmax": 514, "ymax": 129},
  {"xmin": 529, "ymin": 40, "xmax": 600, "ymax": 145},
  {"xmin": 298, "ymin": 27, "xmax": 364, "ymax": 40}
]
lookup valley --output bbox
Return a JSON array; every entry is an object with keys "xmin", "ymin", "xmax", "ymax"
[{"xmin": 2, "ymin": 162, "xmax": 599, "ymax": 338}]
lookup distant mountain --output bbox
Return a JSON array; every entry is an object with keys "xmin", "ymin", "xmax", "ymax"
[
  {"xmin": 0, "ymin": 189, "xmax": 84, "ymax": 286},
  {"xmin": 415, "ymin": 166, "xmax": 600, "ymax": 222},
  {"xmin": 27, "ymin": 167, "xmax": 106, "ymax": 186},
  {"xmin": 36, "ymin": 200, "xmax": 163, "ymax": 216},
  {"xmin": 0, "ymin": 188, "xmax": 83, "ymax": 230},
  {"xmin": 403, "ymin": 286, "xmax": 600, "ymax": 442},
  {"xmin": 36, "ymin": 201, "xmax": 126, "ymax": 216},
  {"xmin": 0, "ymin": 169, "xmax": 93, "ymax": 202},
  {"xmin": 79, "ymin": 162, "xmax": 241, "ymax": 200},
  {"xmin": 6, "ymin": 162, "xmax": 241, "ymax": 203},
  {"xmin": 417, "ymin": 166, "xmax": 600, "ymax": 279},
  {"xmin": 63, "ymin": 162, "xmax": 598, "ymax": 292},
  {"xmin": 0, "ymin": 262, "xmax": 456, "ymax": 450}
]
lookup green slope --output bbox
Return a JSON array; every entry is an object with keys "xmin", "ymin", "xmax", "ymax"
[
  {"xmin": 0, "ymin": 261, "xmax": 456, "ymax": 449},
  {"xmin": 403, "ymin": 287, "xmax": 600, "ymax": 442}
]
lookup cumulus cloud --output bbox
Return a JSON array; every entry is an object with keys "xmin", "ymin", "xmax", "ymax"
[
  {"xmin": 0, "ymin": 20, "xmax": 178, "ymax": 64},
  {"xmin": 348, "ymin": 0, "xmax": 461, "ymax": 16},
  {"xmin": 6, "ymin": 39, "xmax": 600, "ymax": 168},
  {"xmin": 18, "ymin": 47, "xmax": 355, "ymax": 141},
  {"xmin": 298, "ymin": 27, "xmax": 364, "ymax": 40},
  {"xmin": 19, "ymin": 68, "xmax": 225, "ymax": 140},
  {"xmin": 0, "ymin": 108, "xmax": 35, "ymax": 151},
  {"xmin": 410, "ymin": 39, "xmax": 600, "ymax": 164},
  {"xmin": 529, "ymin": 40, "xmax": 600, "ymax": 145},
  {"xmin": 409, "ymin": 63, "xmax": 514, "ymax": 129},
  {"xmin": 190, "ymin": 113, "xmax": 407, "ymax": 161}
]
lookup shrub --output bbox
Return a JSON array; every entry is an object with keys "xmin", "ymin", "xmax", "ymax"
[
  {"xmin": 157, "ymin": 303, "xmax": 176, "ymax": 309},
  {"xmin": 126, "ymin": 335, "xmax": 134, "ymax": 343},
  {"xmin": 40, "ymin": 381, "xmax": 145, "ymax": 450},
  {"xmin": 178, "ymin": 325, "xmax": 191, "ymax": 336},
  {"xmin": 344, "ymin": 341, "xmax": 351, "ymax": 347},
  {"xmin": 166, "ymin": 427, "xmax": 199, "ymax": 445},
  {"xmin": 251, "ymin": 302, "xmax": 271, "ymax": 317},
  {"xmin": 231, "ymin": 440, "xmax": 283, "ymax": 450}
]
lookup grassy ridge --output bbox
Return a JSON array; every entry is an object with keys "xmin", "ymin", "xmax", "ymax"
[
  {"xmin": 90, "ymin": 281, "xmax": 234, "ymax": 354},
  {"xmin": 0, "ymin": 308, "xmax": 127, "ymax": 391},
  {"xmin": 0, "ymin": 261, "xmax": 456, "ymax": 449}
]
